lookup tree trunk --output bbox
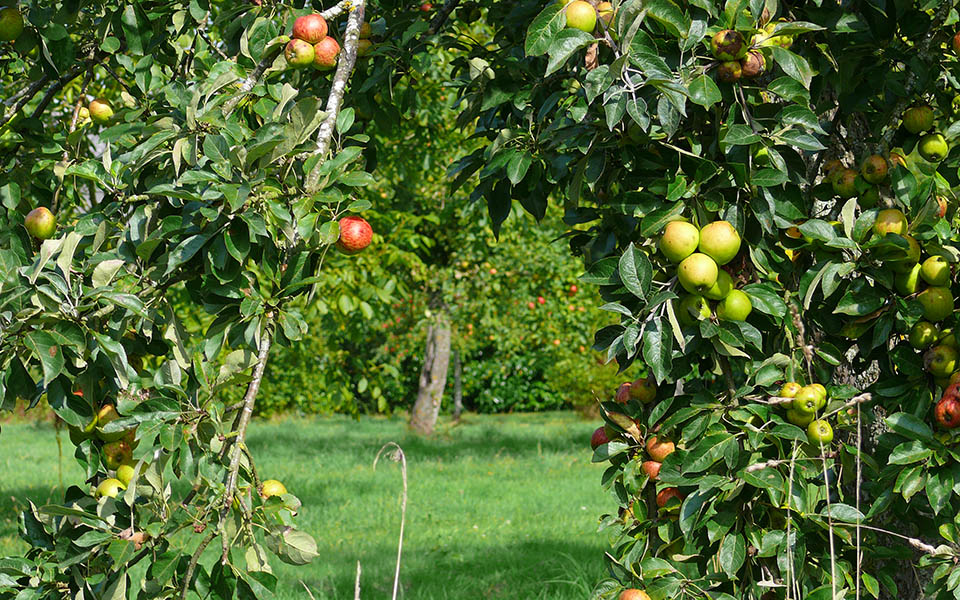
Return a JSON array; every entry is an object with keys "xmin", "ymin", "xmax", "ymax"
[
  {"xmin": 452, "ymin": 349, "xmax": 463, "ymax": 421},
  {"xmin": 409, "ymin": 316, "xmax": 451, "ymax": 435}
]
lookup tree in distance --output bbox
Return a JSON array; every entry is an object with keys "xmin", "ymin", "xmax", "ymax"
[
  {"xmin": 313, "ymin": 37, "xmax": 340, "ymax": 70},
  {"xmin": 261, "ymin": 479, "xmax": 287, "ymax": 498},
  {"xmin": 918, "ymin": 287, "xmax": 954, "ymax": 322},
  {"xmin": 921, "ymin": 256, "xmax": 951, "ymax": 286},
  {"xmin": 564, "ymin": 1, "xmax": 597, "ymax": 33},
  {"xmin": 24, "ymin": 207, "xmax": 56, "ymax": 239},
  {"xmin": 336, "ymin": 215, "xmax": 372, "ymax": 253},
  {"xmin": 285, "ymin": 39, "xmax": 315, "ymax": 68},
  {"xmin": 911, "ymin": 321, "xmax": 939, "ymax": 350},
  {"xmin": 861, "ymin": 155, "xmax": 888, "ymax": 184},
  {"xmin": 678, "ymin": 253, "xmax": 718, "ymax": 294},
  {"xmin": 873, "ymin": 208, "xmax": 908, "ymax": 237},
  {"xmin": 292, "ymin": 14, "xmax": 328, "ymax": 44},
  {"xmin": 88, "ymin": 98, "xmax": 114, "ymax": 124},
  {"xmin": 677, "ymin": 294, "xmax": 711, "ymax": 326},
  {"xmin": 925, "ymin": 344, "xmax": 958, "ymax": 378},
  {"xmin": 698, "ymin": 221, "xmax": 740, "ymax": 265},
  {"xmin": 902, "ymin": 105, "xmax": 934, "ymax": 134},
  {"xmin": 0, "ymin": 6, "xmax": 23, "ymax": 42},
  {"xmin": 832, "ymin": 168, "xmax": 857, "ymax": 198},
  {"xmin": 704, "ymin": 269, "xmax": 733, "ymax": 300},
  {"xmin": 717, "ymin": 289, "xmax": 752, "ymax": 321},
  {"xmin": 659, "ymin": 221, "xmax": 699, "ymax": 263},
  {"xmin": 710, "ymin": 30, "xmax": 745, "ymax": 60},
  {"xmin": 918, "ymin": 133, "xmax": 949, "ymax": 162},
  {"xmin": 716, "ymin": 61, "xmax": 741, "ymax": 83},
  {"xmin": 96, "ymin": 478, "xmax": 126, "ymax": 498},
  {"xmin": 646, "ymin": 436, "xmax": 675, "ymax": 462}
]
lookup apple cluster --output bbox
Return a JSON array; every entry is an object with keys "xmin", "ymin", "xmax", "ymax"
[
  {"xmin": 66, "ymin": 399, "xmax": 141, "ymax": 498},
  {"xmin": 708, "ymin": 20, "xmax": 793, "ymax": 84},
  {"xmin": 285, "ymin": 13, "xmax": 351, "ymax": 71},
  {"xmin": 902, "ymin": 104, "xmax": 950, "ymax": 163},
  {"xmin": 658, "ymin": 220, "xmax": 754, "ymax": 326},
  {"xmin": 775, "ymin": 381, "xmax": 834, "ymax": 445}
]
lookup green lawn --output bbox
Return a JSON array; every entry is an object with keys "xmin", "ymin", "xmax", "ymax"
[{"xmin": 0, "ymin": 412, "xmax": 612, "ymax": 599}]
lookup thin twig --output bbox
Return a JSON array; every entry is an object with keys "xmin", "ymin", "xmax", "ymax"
[
  {"xmin": 221, "ymin": 46, "xmax": 284, "ymax": 114},
  {"xmin": 199, "ymin": 30, "xmax": 229, "ymax": 60},
  {"xmin": 0, "ymin": 75, "xmax": 51, "ymax": 129},
  {"xmin": 427, "ymin": 0, "xmax": 461, "ymax": 35},
  {"xmin": 354, "ymin": 561, "xmax": 362, "ymax": 600},
  {"xmin": 304, "ymin": 0, "xmax": 367, "ymax": 191},
  {"xmin": 374, "ymin": 443, "xmax": 408, "ymax": 600},
  {"xmin": 179, "ymin": 530, "xmax": 216, "ymax": 600}
]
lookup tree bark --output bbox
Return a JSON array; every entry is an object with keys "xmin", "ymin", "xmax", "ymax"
[
  {"xmin": 452, "ymin": 349, "xmax": 463, "ymax": 421},
  {"xmin": 409, "ymin": 316, "xmax": 451, "ymax": 435}
]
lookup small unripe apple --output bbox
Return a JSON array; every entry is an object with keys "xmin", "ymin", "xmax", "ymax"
[
  {"xmin": 313, "ymin": 37, "xmax": 340, "ymax": 70},
  {"xmin": 359, "ymin": 22, "xmax": 372, "ymax": 39},
  {"xmin": 292, "ymin": 14, "xmax": 328, "ymax": 44},
  {"xmin": 659, "ymin": 221, "xmax": 699, "ymax": 263},
  {"xmin": 921, "ymin": 256, "xmax": 951, "ymax": 286},
  {"xmin": 357, "ymin": 38, "xmax": 373, "ymax": 57},
  {"xmin": 831, "ymin": 168, "xmax": 857, "ymax": 198},
  {"xmin": 711, "ymin": 29, "xmax": 746, "ymax": 61},
  {"xmin": 677, "ymin": 294, "xmax": 711, "ymax": 326},
  {"xmin": 889, "ymin": 235, "xmax": 920, "ymax": 273},
  {"xmin": 926, "ymin": 344, "xmax": 959, "ymax": 377},
  {"xmin": 678, "ymin": 253, "xmax": 718, "ymax": 294},
  {"xmin": 716, "ymin": 60, "xmax": 742, "ymax": 83},
  {"xmin": 596, "ymin": 1, "xmax": 614, "ymax": 25},
  {"xmin": 786, "ymin": 409, "xmax": 813, "ymax": 427},
  {"xmin": 698, "ymin": 220, "xmax": 740, "ymax": 265},
  {"xmin": 859, "ymin": 187, "xmax": 880, "ymax": 209},
  {"xmin": 918, "ymin": 132, "xmax": 949, "ymax": 162},
  {"xmin": 0, "ymin": 6, "xmax": 24, "ymax": 42},
  {"xmin": 88, "ymin": 98, "xmax": 114, "ymax": 124},
  {"xmin": 102, "ymin": 440, "xmax": 133, "ymax": 470},
  {"xmin": 336, "ymin": 215, "xmax": 372, "ymax": 253},
  {"xmin": 918, "ymin": 287, "xmax": 954, "ymax": 322},
  {"xmin": 717, "ymin": 289, "xmax": 752, "ymax": 321},
  {"xmin": 873, "ymin": 208, "xmax": 907, "ymax": 237},
  {"xmin": 96, "ymin": 478, "xmax": 126, "ymax": 499},
  {"xmin": 740, "ymin": 50, "xmax": 765, "ymax": 78},
  {"xmin": 807, "ymin": 420, "xmax": 833, "ymax": 445},
  {"xmin": 822, "ymin": 159, "xmax": 844, "ymax": 181},
  {"xmin": 895, "ymin": 263, "xmax": 922, "ymax": 295},
  {"xmin": 860, "ymin": 154, "xmax": 888, "ymax": 184},
  {"xmin": 703, "ymin": 269, "xmax": 733, "ymax": 300},
  {"xmin": 24, "ymin": 207, "xmax": 56, "ymax": 239},
  {"xmin": 565, "ymin": 0, "xmax": 597, "ymax": 33},
  {"xmin": 792, "ymin": 386, "xmax": 820, "ymax": 414},
  {"xmin": 261, "ymin": 479, "xmax": 287, "ymax": 498},
  {"xmin": 910, "ymin": 321, "xmax": 939, "ymax": 350},
  {"xmin": 902, "ymin": 105, "xmax": 934, "ymax": 134},
  {"xmin": 285, "ymin": 39, "xmax": 315, "ymax": 68}
]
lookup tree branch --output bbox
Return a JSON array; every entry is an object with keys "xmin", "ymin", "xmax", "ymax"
[
  {"xmin": 0, "ymin": 75, "xmax": 51, "ymax": 130},
  {"xmin": 216, "ymin": 318, "xmax": 274, "ymax": 563},
  {"xmin": 179, "ymin": 530, "xmax": 216, "ymax": 600},
  {"xmin": 30, "ymin": 63, "xmax": 90, "ymax": 121},
  {"xmin": 221, "ymin": 46, "xmax": 284, "ymax": 115},
  {"xmin": 304, "ymin": 0, "xmax": 367, "ymax": 192},
  {"xmin": 427, "ymin": 0, "xmax": 461, "ymax": 35}
]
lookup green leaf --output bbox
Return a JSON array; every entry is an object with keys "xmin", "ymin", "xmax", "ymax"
[
  {"xmin": 770, "ymin": 46, "xmax": 815, "ymax": 88},
  {"xmin": 545, "ymin": 29, "xmax": 596, "ymax": 77},
  {"xmin": 888, "ymin": 440, "xmax": 932, "ymax": 465},
  {"xmin": 525, "ymin": 4, "xmax": 564, "ymax": 56},
  {"xmin": 820, "ymin": 503, "xmax": 864, "ymax": 523},
  {"xmin": 618, "ymin": 243, "xmax": 652, "ymax": 301},
  {"xmin": 718, "ymin": 533, "xmax": 745, "ymax": 577},
  {"xmin": 23, "ymin": 331, "xmax": 65, "ymax": 386},
  {"xmin": 688, "ymin": 75, "xmax": 722, "ymax": 108},
  {"xmin": 642, "ymin": 318, "xmax": 672, "ymax": 383}
]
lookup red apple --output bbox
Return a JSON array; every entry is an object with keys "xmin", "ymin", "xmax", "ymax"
[
  {"xmin": 313, "ymin": 37, "xmax": 340, "ymax": 70},
  {"xmin": 292, "ymin": 14, "xmax": 328, "ymax": 44},
  {"xmin": 646, "ymin": 436, "xmax": 675, "ymax": 462},
  {"xmin": 936, "ymin": 396, "xmax": 960, "ymax": 429},
  {"xmin": 336, "ymin": 215, "xmax": 372, "ymax": 253},
  {"xmin": 590, "ymin": 426, "xmax": 611, "ymax": 449},
  {"xmin": 641, "ymin": 460, "xmax": 661, "ymax": 480},
  {"xmin": 24, "ymin": 207, "xmax": 56, "ymax": 239},
  {"xmin": 656, "ymin": 487, "xmax": 685, "ymax": 508},
  {"xmin": 537, "ymin": 296, "xmax": 546, "ymax": 305},
  {"xmin": 615, "ymin": 382, "xmax": 632, "ymax": 404}
]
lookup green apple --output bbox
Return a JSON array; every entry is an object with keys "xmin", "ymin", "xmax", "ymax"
[
  {"xmin": 889, "ymin": 235, "xmax": 921, "ymax": 273},
  {"xmin": 859, "ymin": 187, "xmax": 880, "ymax": 209},
  {"xmin": 792, "ymin": 385, "xmax": 821, "ymax": 415},
  {"xmin": 902, "ymin": 105, "xmax": 934, "ymax": 134},
  {"xmin": 786, "ymin": 409, "xmax": 814, "ymax": 427},
  {"xmin": 698, "ymin": 220, "xmax": 741, "ymax": 265},
  {"xmin": 88, "ymin": 98, "xmax": 114, "ymax": 124},
  {"xmin": 676, "ymin": 294, "xmax": 711, "ymax": 326},
  {"xmin": 918, "ymin": 286, "xmax": 954, "ymax": 322},
  {"xmin": 921, "ymin": 255, "xmax": 951, "ymax": 286},
  {"xmin": 716, "ymin": 60, "xmax": 741, "ymax": 83},
  {"xmin": 564, "ymin": 0, "xmax": 597, "ymax": 32},
  {"xmin": 95, "ymin": 478, "xmax": 126, "ymax": 499},
  {"xmin": 677, "ymin": 253, "xmax": 719, "ymax": 294},
  {"xmin": 102, "ymin": 440, "xmax": 133, "ymax": 470},
  {"xmin": 659, "ymin": 221, "xmax": 699, "ymax": 263},
  {"xmin": 24, "ymin": 207, "xmax": 56, "ymax": 240},
  {"xmin": 860, "ymin": 154, "xmax": 888, "ymax": 184},
  {"xmin": 704, "ymin": 269, "xmax": 733, "ymax": 300},
  {"xmin": 873, "ymin": 208, "xmax": 907, "ymax": 237},
  {"xmin": 925, "ymin": 344, "xmax": 958, "ymax": 378},
  {"xmin": 716, "ymin": 289, "xmax": 752, "ymax": 321},
  {"xmin": 284, "ymin": 39, "xmax": 315, "ymax": 68},
  {"xmin": 918, "ymin": 133, "xmax": 949, "ymax": 162},
  {"xmin": 807, "ymin": 420, "xmax": 834, "ymax": 445},
  {"xmin": 0, "ymin": 6, "xmax": 23, "ymax": 42},
  {"xmin": 832, "ymin": 168, "xmax": 857, "ymax": 198},
  {"xmin": 895, "ymin": 262, "xmax": 922, "ymax": 295},
  {"xmin": 910, "ymin": 321, "xmax": 939, "ymax": 350}
]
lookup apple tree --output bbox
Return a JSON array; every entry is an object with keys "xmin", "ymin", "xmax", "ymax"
[
  {"xmin": 0, "ymin": 0, "xmax": 385, "ymax": 597},
  {"xmin": 439, "ymin": 0, "xmax": 960, "ymax": 598}
]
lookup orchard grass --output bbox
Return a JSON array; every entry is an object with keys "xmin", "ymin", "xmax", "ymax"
[{"xmin": 0, "ymin": 412, "xmax": 609, "ymax": 600}]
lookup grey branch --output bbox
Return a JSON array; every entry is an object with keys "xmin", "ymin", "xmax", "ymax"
[
  {"xmin": 428, "ymin": 0, "xmax": 461, "ymax": 35},
  {"xmin": 221, "ymin": 46, "xmax": 283, "ymax": 115},
  {"xmin": 304, "ymin": 0, "xmax": 367, "ymax": 192},
  {"xmin": 321, "ymin": 0, "xmax": 354, "ymax": 20},
  {"xmin": 0, "ymin": 75, "xmax": 51, "ymax": 130}
]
